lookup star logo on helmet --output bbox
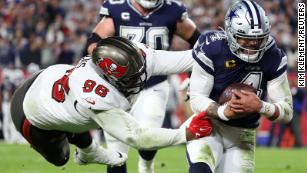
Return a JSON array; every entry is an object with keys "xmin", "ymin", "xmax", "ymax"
[
  {"xmin": 98, "ymin": 58, "xmax": 128, "ymax": 79},
  {"xmin": 227, "ymin": 6, "xmax": 240, "ymax": 25}
]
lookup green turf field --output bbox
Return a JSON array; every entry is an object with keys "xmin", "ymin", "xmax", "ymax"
[{"xmin": 0, "ymin": 143, "xmax": 306, "ymax": 173}]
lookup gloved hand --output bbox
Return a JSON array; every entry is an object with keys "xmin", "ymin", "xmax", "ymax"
[{"xmin": 186, "ymin": 111, "xmax": 212, "ymax": 140}]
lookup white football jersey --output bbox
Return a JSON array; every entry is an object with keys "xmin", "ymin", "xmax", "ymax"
[{"xmin": 23, "ymin": 43, "xmax": 193, "ymax": 133}]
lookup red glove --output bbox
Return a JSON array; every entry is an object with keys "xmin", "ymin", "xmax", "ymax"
[{"xmin": 187, "ymin": 112, "xmax": 212, "ymax": 139}]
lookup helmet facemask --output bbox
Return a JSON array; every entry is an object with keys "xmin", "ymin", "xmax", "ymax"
[
  {"xmin": 225, "ymin": 0, "xmax": 270, "ymax": 63},
  {"xmin": 116, "ymin": 64, "xmax": 147, "ymax": 96}
]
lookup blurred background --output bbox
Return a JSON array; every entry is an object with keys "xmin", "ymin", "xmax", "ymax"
[{"xmin": 0, "ymin": 0, "xmax": 306, "ymax": 149}]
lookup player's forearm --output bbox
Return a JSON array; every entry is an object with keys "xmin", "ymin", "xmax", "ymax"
[
  {"xmin": 189, "ymin": 92, "xmax": 215, "ymax": 113},
  {"xmin": 258, "ymin": 100, "xmax": 292, "ymax": 123},
  {"xmin": 263, "ymin": 72, "xmax": 293, "ymax": 123},
  {"xmin": 91, "ymin": 108, "xmax": 187, "ymax": 150},
  {"xmin": 192, "ymin": 100, "xmax": 231, "ymax": 121},
  {"xmin": 205, "ymin": 102, "xmax": 220, "ymax": 118},
  {"xmin": 189, "ymin": 63, "xmax": 215, "ymax": 114},
  {"xmin": 190, "ymin": 92, "xmax": 217, "ymax": 117},
  {"xmin": 126, "ymin": 127, "xmax": 187, "ymax": 150},
  {"xmin": 85, "ymin": 33, "xmax": 102, "ymax": 54},
  {"xmin": 86, "ymin": 17, "xmax": 115, "ymax": 54},
  {"xmin": 190, "ymin": 93, "xmax": 234, "ymax": 121},
  {"xmin": 152, "ymin": 50, "xmax": 193, "ymax": 75}
]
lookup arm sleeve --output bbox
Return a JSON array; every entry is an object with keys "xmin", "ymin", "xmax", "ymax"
[
  {"xmin": 90, "ymin": 108, "xmax": 187, "ymax": 150},
  {"xmin": 267, "ymin": 72, "xmax": 293, "ymax": 123},
  {"xmin": 189, "ymin": 62, "xmax": 215, "ymax": 113},
  {"xmin": 151, "ymin": 49, "xmax": 194, "ymax": 75}
]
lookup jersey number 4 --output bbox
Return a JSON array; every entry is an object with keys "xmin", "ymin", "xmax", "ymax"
[{"xmin": 241, "ymin": 72, "xmax": 263, "ymax": 97}]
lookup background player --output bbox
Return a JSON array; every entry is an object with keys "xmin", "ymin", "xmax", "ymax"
[
  {"xmin": 85, "ymin": 0, "xmax": 201, "ymax": 173},
  {"xmin": 10, "ymin": 37, "xmax": 212, "ymax": 169},
  {"xmin": 186, "ymin": 1, "xmax": 293, "ymax": 173}
]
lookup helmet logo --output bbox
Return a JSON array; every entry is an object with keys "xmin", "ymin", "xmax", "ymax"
[
  {"xmin": 110, "ymin": 64, "xmax": 117, "ymax": 71},
  {"xmin": 98, "ymin": 58, "xmax": 128, "ymax": 79},
  {"xmin": 227, "ymin": 7, "xmax": 240, "ymax": 26}
]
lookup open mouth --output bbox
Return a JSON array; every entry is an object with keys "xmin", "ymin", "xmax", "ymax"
[{"xmin": 242, "ymin": 48, "xmax": 258, "ymax": 55}]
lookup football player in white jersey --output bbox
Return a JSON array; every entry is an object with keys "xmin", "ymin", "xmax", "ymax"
[
  {"xmin": 85, "ymin": 1, "xmax": 200, "ymax": 172},
  {"xmin": 186, "ymin": 1, "xmax": 293, "ymax": 173},
  {"xmin": 10, "ymin": 37, "xmax": 212, "ymax": 168}
]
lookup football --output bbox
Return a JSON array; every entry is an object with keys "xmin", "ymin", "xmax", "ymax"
[{"xmin": 218, "ymin": 83, "xmax": 257, "ymax": 104}]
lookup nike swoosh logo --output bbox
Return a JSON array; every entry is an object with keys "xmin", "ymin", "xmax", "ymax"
[
  {"xmin": 74, "ymin": 100, "xmax": 79, "ymax": 113},
  {"xmin": 117, "ymin": 152, "xmax": 123, "ymax": 158},
  {"xmin": 205, "ymin": 36, "xmax": 210, "ymax": 45},
  {"xmin": 85, "ymin": 98, "xmax": 96, "ymax": 105}
]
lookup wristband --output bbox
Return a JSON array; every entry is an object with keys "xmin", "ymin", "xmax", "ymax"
[
  {"xmin": 259, "ymin": 101, "xmax": 276, "ymax": 117},
  {"xmin": 217, "ymin": 104, "xmax": 229, "ymax": 121},
  {"xmin": 187, "ymin": 29, "xmax": 201, "ymax": 48},
  {"xmin": 85, "ymin": 33, "xmax": 103, "ymax": 52}
]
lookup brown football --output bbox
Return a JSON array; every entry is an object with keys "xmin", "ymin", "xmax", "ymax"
[{"xmin": 218, "ymin": 83, "xmax": 257, "ymax": 104}]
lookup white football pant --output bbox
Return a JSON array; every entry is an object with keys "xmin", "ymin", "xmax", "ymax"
[{"xmin": 186, "ymin": 119, "xmax": 256, "ymax": 173}]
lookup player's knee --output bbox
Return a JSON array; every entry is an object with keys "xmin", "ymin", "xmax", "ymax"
[
  {"xmin": 189, "ymin": 162, "xmax": 212, "ymax": 173},
  {"xmin": 107, "ymin": 163, "xmax": 127, "ymax": 173},
  {"xmin": 48, "ymin": 154, "xmax": 70, "ymax": 167},
  {"xmin": 138, "ymin": 150, "xmax": 157, "ymax": 161},
  {"xmin": 45, "ymin": 144, "xmax": 70, "ymax": 166}
]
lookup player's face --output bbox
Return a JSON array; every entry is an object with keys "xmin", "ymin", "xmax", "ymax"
[
  {"xmin": 236, "ymin": 36, "xmax": 267, "ymax": 55},
  {"xmin": 134, "ymin": 0, "xmax": 162, "ymax": 10}
]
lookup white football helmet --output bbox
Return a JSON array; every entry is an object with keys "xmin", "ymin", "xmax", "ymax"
[
  {"xmin": 135, "ymin": 0, "xmax": 163, "ymax": 9},
  {"xmin": 224, "ymin": 0, "xmax": 270, "ymax": 63}
]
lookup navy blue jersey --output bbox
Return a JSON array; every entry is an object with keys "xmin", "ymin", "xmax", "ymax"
[
  {"xmin": 100, "ymin": 0, "xmax": 187, "ymax": 50},
  {"xmin": 192, "ymin": 31, "xmax": 287, "ymax": 128},
  {"xmin": 100, "ymin": 0, "xmax": 187, "ymax": 87}
]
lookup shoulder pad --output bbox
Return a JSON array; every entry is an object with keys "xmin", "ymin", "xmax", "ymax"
[
  {"xmin": 164, "ymin": 0, "xmax": 187, "ymax": 20},
  {"xmin": 193, "ymin": 31, "xmax": 226, "ymax": 58},
  {"xmin": 100, "ymin": 0, "xmax": 127, "ymax": 16},
  {"xmin": 192, "ymin": 31, "xmax": 227, "ymax": 75}
]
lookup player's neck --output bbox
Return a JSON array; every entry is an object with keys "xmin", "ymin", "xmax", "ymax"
[{"xmin": 131, "ymin": 0, "xmax": 153, "ymax": 16}]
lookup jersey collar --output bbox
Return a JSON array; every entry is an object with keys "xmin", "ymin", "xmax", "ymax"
[{"xmin": 127, "ymin": 0, "xmax": 164, "ymax": 19}]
